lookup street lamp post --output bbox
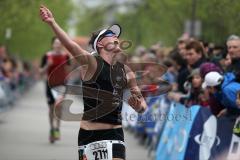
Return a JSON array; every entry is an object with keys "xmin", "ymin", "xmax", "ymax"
[
  {"xmin": 5, "ymin": 28, "xmax": 12, "ymax": 49},
  {"xmin": 190, "ymin": 0, "xmax": 197, "ymax": 37}
]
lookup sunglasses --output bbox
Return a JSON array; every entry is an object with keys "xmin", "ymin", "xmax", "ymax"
[
  {"xmin": 98, "ymin": 31, "xmax": 116, "ymax": 42},
  {"xmin": 104, "ymin": 32, "xmax": 115, "ymax": 37}
]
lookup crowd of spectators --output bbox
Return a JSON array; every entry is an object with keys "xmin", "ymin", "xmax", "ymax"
[
  {"xmin": 126, "ymin": 34, "xmax": 240, "ymax": 117},
  {"xmin": 0, "ymin": 44, "xmax": 35, "ymax": 110},
  {"xmin": 120, "ymin": 34, "xmax": 240, "ymax": 155}
]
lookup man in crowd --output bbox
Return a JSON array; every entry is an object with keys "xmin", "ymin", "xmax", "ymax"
[
  {"xmin": 177, "ymin": 40, "xmax": 207, "ymax": 93},
  {"xmin": 226, "ymin": 35, "xmax": 240, "ymax": 82}
]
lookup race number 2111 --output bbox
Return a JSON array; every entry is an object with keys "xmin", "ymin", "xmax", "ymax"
[{"xmin": 93, "ymin": 149, "xmax": 108, "ymax": 160}]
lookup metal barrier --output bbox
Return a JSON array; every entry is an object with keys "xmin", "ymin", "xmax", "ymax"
[{"xmin": 0, "ymin": 75, "xmax": 34, "ymax": 113}]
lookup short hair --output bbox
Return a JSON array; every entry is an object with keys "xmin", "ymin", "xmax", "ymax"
[
  {"xmin": 89, "ymin": 30, "xmax": 102, "ymax": 50},
  {"xmin": 169, "ymin": 50, "xmax": 186, "ymax": 67},
  {"xmin": 185, "ymin": 40, "xmax": 205, "ymax": 56},
  {"xmin": 227, "ymin": 34, "xmax": 240, "ymax": 42}
]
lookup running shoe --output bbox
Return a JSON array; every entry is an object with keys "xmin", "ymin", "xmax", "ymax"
[
  {"xmin": 49, "ymin": 129, "xmax": 55, "ymax": 143},
  {"xmin": 54, "ymin": 128, "xmax": 60, "ymax": 140}
]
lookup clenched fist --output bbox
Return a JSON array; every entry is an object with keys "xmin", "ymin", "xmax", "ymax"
[
  {"xmin": 39, "ymin": 5, "xmax": 55, "ymax": 25},
  {"xmin": 128, "ymin": 89, "xmax": 145, "ymax": 113}
]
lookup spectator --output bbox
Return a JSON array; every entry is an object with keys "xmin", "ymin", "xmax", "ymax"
[
  {"xmin": 201, "ymin": 63, "xmax": 240, "ymax": 114},
  {"xmin": 200, "ymin": 40, "xmax": 210, "ymax": 58},
  {"xmin": 184, "ymin": 69, "xmax": 208, "ymax": 107},
  {"xmin": 149, "ymin": 42, "xmax": 165, "ymax": 61},
  {"xmin": 185, "ymin": 40, "xmax": 207, "ymax": 69},
  {"xmin": 0, "ymin": 44, "xmax": 7, "ymax": 62},
  {"xmin": 167, "ymin": 69, "xmax": 208, "ymax": 107},
  {"xmin": 177, "ymin": 33, "xmax": 190, "ymax": 59},
  {"xmin": 222, "ymin": 53, "xmax": 232, "ymax": 71},
  {"xmin": 134, "ymin": 45, "xmax": 147, "ymax": 57},
  {"xmin": 141, "ymin": 52, "xmax": 157, "ymax": 63},
  {"xmin": 227, "ymin": 35, "xmax": 240, "ymax": 59},
  {"xmin": 162, "ymin": 59, "xmax": 177, "ymax": 89},
  {"xmin": 226, "ymin": 35, "xmax": 240, "ymax": 82},
  {"xmin": 0, "ymin": 45, "xmax": 7, "ymax": 80},
  {"xmin": 199, "ymin": 62, "xmax": 225, "ymax": 116},
  {"xmin": 169, "ymin": 50, "xmax": 187, "ymax": 93},
  {"xmin": 177, "ymin": 40, "xmax": 207, "ymax": 93}
]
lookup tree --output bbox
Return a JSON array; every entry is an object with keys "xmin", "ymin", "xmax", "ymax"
[
  {"xmin": 0, "ymin": 0, "xmax": 73, "ymax": 60},
  {"xmin": 75, "ymin": 0, "xmax": 240, "ymax": 48}
]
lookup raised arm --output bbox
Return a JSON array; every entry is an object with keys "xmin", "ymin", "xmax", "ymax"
[{"xmin": 39, "ymin": 5, "xmax": 96, "ymax": 69}]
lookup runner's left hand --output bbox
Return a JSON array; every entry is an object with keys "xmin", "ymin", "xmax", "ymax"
[{"xmin": 128, "ymin": 89, "xmax": 142, "ymax": 112}]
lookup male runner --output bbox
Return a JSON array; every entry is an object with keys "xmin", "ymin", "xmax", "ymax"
[
  {"xmin": 40, "ymin": 37, "xmax": 70, "ymax": 143},
  {"xmin": 40, "ymin": 5, "xmax": 147, "ymax": 160}
]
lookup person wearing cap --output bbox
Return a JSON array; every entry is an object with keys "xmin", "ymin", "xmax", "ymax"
[
  {"xmin": 201, "ymin": 62, "xmax": 240, "ymax": 137},
  {"xmin": 200, "ymin": 63, "xmax": 240, "ymax": 113},
  {"xmin": 40, "ymin": 5, "xmax": 147, "ymax": 160},
  {"xmin": 198, "ymin": 63, "xmax": 225, "ymax": 116}
]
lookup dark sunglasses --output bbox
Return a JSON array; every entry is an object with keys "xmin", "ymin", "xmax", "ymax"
[
  {"xmin": 98, "ymin": 31, "xmax": 116, "ymax": 42},
  {"xmin": 104, "ymin": 32, "xmax": 115, "ymax": 37}
]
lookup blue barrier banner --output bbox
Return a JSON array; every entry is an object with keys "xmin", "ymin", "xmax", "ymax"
[
  {"xmin": 156, "ymin": 103, "xmax": 240, "ymax": 160},
  {"xmin": 136, "ymin": 96, "xmax": 160, "ymax": 133},
  {"xmin": 156, "ymin": 103, "xmax": 200, "ymax": 160},
  {"xmin": 144, "ymin": 96, "xmax": 161, "ymax": 138},
  {"xmin": 184, "ymin": 107, "xmax": 217, "ymax": 160},
  {"xmin": 227, "ymin": 116, "xmax": 240, "ymax": 159},
  {"xmin": 184, "ymin": 108, "xmax": 240, "ymax": 160},
  {"xmin": 132, "ymin": 95, "xmax": 240, "ymax": 159},
  {"xmin": 211, "ymin": 115, "xmax": 240, "ymax": 160},
  {"xmin": 154, "ymin": 97, "xmax": 171, "ymax": 135}
]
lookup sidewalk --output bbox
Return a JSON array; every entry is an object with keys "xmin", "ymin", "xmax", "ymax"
[{"xmin": 0, "ymin": 82, "xmax": 148, "ymax": 160}]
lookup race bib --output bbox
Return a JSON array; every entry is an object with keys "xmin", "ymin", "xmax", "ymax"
[{"xmin": 84, "ymin": 140, "xmax": 113, "ymax": 160}]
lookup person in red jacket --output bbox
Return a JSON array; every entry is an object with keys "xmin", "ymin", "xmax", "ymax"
[{"xmin": 40, "ymin": 37, "xmax": 70, "ymax": 143}]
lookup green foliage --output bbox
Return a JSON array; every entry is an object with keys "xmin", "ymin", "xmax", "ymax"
[
  {"xmin": 118, "ymin": 0, "xmax": 191, "ymax": 47},
  {"xmin": 76, "ymin": 5, "xmax": 106, "ymax": 36},
  {"xmin": 197, "ymin": 0, "xmax": 240, "ymax": 44},
  {"xmin": 2, "ymin": 0, "xmax": 240, "ymax": 59},
  {"xmin": 76, "ymin": 0, "xmax": 240, "ymax": 49},
  {"xmin": 0, "ymin": 0, "xmax": 73, "ymax": 60}
]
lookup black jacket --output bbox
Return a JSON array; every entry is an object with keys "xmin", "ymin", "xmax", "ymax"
[
  {"xmin": 177, "ymin": 58, "xmax": 207, "ymax": 93},
  {"xmin": 227, "ymin": 57, "xmax": 240, "ymax": 82}
]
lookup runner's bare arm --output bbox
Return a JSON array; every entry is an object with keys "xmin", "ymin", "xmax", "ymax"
[
  {"xmin": 39, "ymin": 5, "xmax": 96, "ymax": 70},
  {"xmin": 125, "ymin": 65, "xmax": 147, "ymax": 113}
]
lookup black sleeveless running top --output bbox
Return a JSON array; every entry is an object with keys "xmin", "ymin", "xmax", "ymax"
[{"xmin": 82, "ymin": 54, "xmax": 127, "ymax": 125}]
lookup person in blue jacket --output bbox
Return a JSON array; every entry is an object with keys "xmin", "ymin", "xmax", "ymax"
[
  {"xmin": 201, "ymin": 62, "xmax": 240, "ymax": 136},
  {"xmin": 202, "ymin": 70, "xmax": 240, "ymax": 111}
]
